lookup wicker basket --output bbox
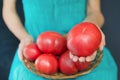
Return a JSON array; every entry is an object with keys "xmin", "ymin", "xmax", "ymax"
[{"xmin": 23, "ymin": 51, "xmax": 103, "ymax": 80}]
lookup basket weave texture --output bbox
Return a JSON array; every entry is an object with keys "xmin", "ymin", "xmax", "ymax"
[{"xmin": 23, "ymin": 51, "xmax": 103, "ymax": 80}]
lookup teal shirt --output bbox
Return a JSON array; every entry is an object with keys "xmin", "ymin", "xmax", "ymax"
[
  {"xmin": 9, "ymin": 0, "xmax": 118, "ymax": 80},
  {"xmin": 22, "ymin": 0, "xmax": 86, "ymax": 40}
]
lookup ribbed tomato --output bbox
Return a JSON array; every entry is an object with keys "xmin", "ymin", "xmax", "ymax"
[
  {"xmin": 59, "ymin": 51, "xmax": 78, "ymax": 75},
  {"xmin": 23, "ymin": 43, "xmax": 41, "ymax": 61},
  {"xmin": 75, "ymin": 61, "xmax": 91, "ymax": 71},
  {"xmin": 67, "ymin": 22, "xmax": 102, "ymax": 57},
  {"xmin": 37, "ymin": 31, "xmax": 67, "ymax": 55},
  {"xmin": 35, "ymin": 54, "xmax": 58, "ymax": 75}
]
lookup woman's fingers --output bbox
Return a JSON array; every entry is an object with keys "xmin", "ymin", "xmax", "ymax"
[
  {"xmin": 79, "ymin": 57, "xmax": 86, "ymax": 62},
  {"xmin": 69, "ymin": 51, "xmax": 97, "ymax": 62},
  {"xmin": 18, "ymin": 35, "xmax": 34, "ymax": 61},
  {"xmin": 99, "ymin": 41, "xmax": 105, "ymax": 51},
  {"xmin": 86, "ymin": 50, "xmax": 97, "ymax": 62},
  {"xmin": 69, "ymin": 52, "xmax": 78, "ymax": 62},
  {"xmin": 69, "ymin": 52, "xmax": 79, "ymax": 62},
  {"xmin": 72, "ymin": 56, "xmax": 79, "ymax": 62},
  {"xmin": 68, "ymin": 25, "xmax": 105, "ymax": 63},
  {"xmin": 18, "ymin": 43, "xmax": 24, "ymax": 61},
  {"xmin": 99, "ymin": 30, "xmax": 106, "ymax": 51}
]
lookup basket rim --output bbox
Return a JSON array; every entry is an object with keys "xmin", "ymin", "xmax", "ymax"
[{"xmin": 23, "ymin": 51, "xmax": 103, "ymax": 79}]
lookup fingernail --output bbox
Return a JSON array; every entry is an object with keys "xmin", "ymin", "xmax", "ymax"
[
  {"xmin": 90, "ymin": 53, "xmax": 96, "ymax": 61},
  {"xmin": 69, "ymin": 52, "xmax": 74, "ymax": 59},
  {"xmin": 100, "ymin": 46, "xmax": 104, "ymax": 51},
  {"xmin": 72, "ymin": 56, "xmax": 79, "ymax": 62},
  {"xmin": 79, "ymin": 57, "xmax": 85, "ymax": 62},
  {"xmin": 86, "ymin": 56, "xmax": 92, "ymax": 62},
  {"xmin": 93, "ymin": 51, "xmax": 97, "ymax": 56}
]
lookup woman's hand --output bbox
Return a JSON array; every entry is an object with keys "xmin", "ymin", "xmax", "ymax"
[
  {"xmin": 69, "ymin": 0, "xmax": 106, "ymax": 62},
  {"xmin": 3, "ymin": 0, "xmax": 35, "ymax": 61},
  {"xmin": 69, "ymin": 26, "xmax": 106, "ymax": 62},
  {"xmin": 18, "ymin": 35, "xmax": 34, "ymax": 61}
]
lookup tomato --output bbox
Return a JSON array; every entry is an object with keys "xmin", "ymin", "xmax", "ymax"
[
  {"xmin": 67, "ymin": 22, "xmax": 102, "ymax": 57},
  {"xmin": 35, "ymin": 53, "xmax": 58, "ymax": 75},
  {"xmin": 23, "ymin": 43, "xmax": 41, "ymax": 61},
  {"xmin": 36, "ymin": 31, "xmax": 67, "ymax": 55},
  {"xmin": 59, "ymin": 51, "xmax": 78, "ymax": 75},
  {"xmin": 75, "ymin": 61, "xmax": 91, "ymax": 71}
]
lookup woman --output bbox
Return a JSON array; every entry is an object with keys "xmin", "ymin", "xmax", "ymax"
[{"xmin": 2, "ymin": 0, "xmax": 118, "ymax": 80}]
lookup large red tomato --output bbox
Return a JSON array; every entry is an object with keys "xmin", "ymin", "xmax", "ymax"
[
  {"xmin": 23, "ymin": 43, "xmax": 41, "ymax": 61},
  {"xmin": 75, "ymin": 61, "xmax": 91, "ymax": 71},
  {"xmin": 35, "ymin": 54, "xmax": 58, "ymax": 75},
  {"xmin": 59, "ymin": 51, "xmax": 78, "ymax": 75},
  {"xmin": 67, "ymin": 22, "xmax": 102, "ymax": 57},
  {"xmin": 36, "ymin": 31, "xmax": 67, "ymax": 55}
]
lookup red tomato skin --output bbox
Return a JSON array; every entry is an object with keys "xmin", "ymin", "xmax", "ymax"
[
  {"xmin": 36, "ymin": 31, "xmax": 67, "ymax": 55},
  {"xmin": 23, "ymin": 43, "xmax": 41, "ymax": 61},
  {"xmin": 67, "ymin": 22, "xmax": 102, "ymax": 57},
  {"xmin": 59, "ymin": 51, "xmax": 78, "ymax": 75},
  {"xmin": 75, "ymin": 61, "xmax": 91, "ymax": 71},
  {"xmin": 35, "ymin": 54, "xmax": 58, "ymax": 75}
]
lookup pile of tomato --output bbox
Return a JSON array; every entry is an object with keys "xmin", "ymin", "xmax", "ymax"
[{"xmin": 23, "ymin": 22, "xmax": 102, "ymax": 75}]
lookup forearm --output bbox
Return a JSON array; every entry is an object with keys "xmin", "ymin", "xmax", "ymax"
[
  {"xmin": 2, "ymin": 0, "xmax": 29, "ymax": 41},
  {"xmin": 84, "ymin": 11, "xmax": 104, "ymax": 28},
  {"xmin": 84, "ymin": 0, "xmax": 105, "ymax": 28}
]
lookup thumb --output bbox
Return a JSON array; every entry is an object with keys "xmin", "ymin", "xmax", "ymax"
[
  {"xmin": 99, "ymin": 31, "xmax": 106, "ymax": 51},
  {"xmin": 99, "ymin": 41, "xmax": 106, "ymax": 51},
  {"xmin": 18, "ymin": 44, "xmax": 24, "ymax": 61}
]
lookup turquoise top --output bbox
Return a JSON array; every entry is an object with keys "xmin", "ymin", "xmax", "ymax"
[
  {"xmin": 22, "ymin": 0, "xmax": 86, "ymax": 40},
  {"xmin": 9, "ymin": 0, "xmax": 118, "ymax": 80}
]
